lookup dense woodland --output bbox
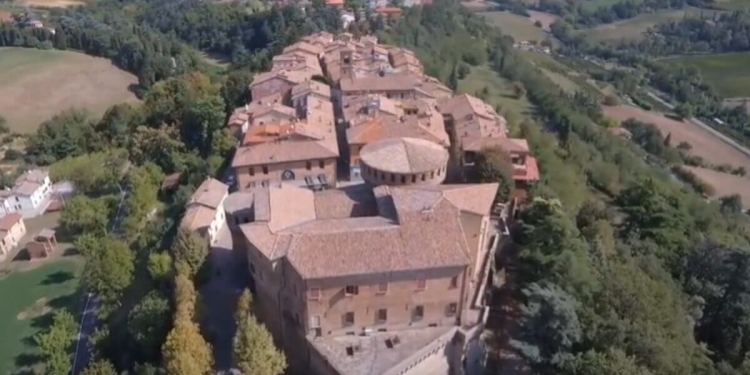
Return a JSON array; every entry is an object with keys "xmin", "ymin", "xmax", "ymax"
[{"xmin": 13, "ymin": 0, "xmax": 750, "ymax": 374}]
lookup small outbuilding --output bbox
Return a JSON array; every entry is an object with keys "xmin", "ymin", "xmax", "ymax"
[{"xmin": 26, "ymin": 229, "xmax": 57, "ymax": 260}]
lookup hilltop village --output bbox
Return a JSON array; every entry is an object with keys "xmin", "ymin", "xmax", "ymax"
[{"xmin": 180, "ymin": 31, "xmax": 539, "ymax": 375}]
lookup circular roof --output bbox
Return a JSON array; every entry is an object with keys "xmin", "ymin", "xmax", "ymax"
[{"xmin": 359, "ymin": 137, "xmax": 448, "ymax": 174}]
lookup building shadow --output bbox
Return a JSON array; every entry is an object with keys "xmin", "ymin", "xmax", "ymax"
[{"xmin": 41, "ymin": 270, "xmax": 74, "ymax": 285}]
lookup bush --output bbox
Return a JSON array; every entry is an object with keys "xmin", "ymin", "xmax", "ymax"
[
  {"xmin": 3, "ymin": 149, "xmax": 22, "ymax": 161},
  {"xmin": 672, "ymin": 166, "xmax": 715, "ymax": 197},
  {"xmin": 603, "ymin": 95, "xmax": 619, "ymax": 106}
]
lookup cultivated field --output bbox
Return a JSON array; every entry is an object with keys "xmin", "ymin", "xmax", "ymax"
[
  {"xmin": 0, "ymin": 48, "xmax": 139, "ymax": 133},
  {"xmin": 0, "ymin": 260, "xmax": 83, "ymax": 375},
  {"xmin": 686, "ymin": 166, "xmax": 750, "ymax": 207},
  {"xmin": 664, "ymin": 52, "xmax": 750, "ymax": 98},
  {"xmin": 482, "ymin": 11, "xmax": 552, "ymax": 43},
  {"xmin": 581, "ymin": 8, "xmax": 715, "ymax": 42},
  {"xmin": 603, "ymin": 105, "xmax": 750, "ymax": 171}
]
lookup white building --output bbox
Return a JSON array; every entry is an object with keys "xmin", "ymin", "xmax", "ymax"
[
  {"xmin": 181, "ymin": 177, "xmax": 229, "ymax": 244},
  {"xmin": 0, "ymin": 169, "xmax": 52, "ymax": 215}
]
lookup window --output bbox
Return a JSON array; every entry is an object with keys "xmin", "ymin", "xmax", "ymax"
[
  {"xmin": 421, "ymin": 174, "xmax": 426, "ymax": 181},
  {"xmin": 345, "ymin": 285, "xmax": 359, "ymax": 296},
  {"xmin": 450, "ymin": 276, "xmax": 458, "ymax": 289},
  {"xmin": 446, "ymin": 303, "xmax": 458, "ymax": 317},
  {"xmin": 400, "ymin": 175, "xmax": 406, "ymax": 184},
  {"xmin": 319, "ymin": 160, "xmax": 325, "ymax": 169},
  {"xmin": 343, "ymin": 312, "xmax": 355, "ymax": 327},
  {"xmin": 430, "ymin": 171, "xmax": 434, "ymax": 179},
  {"xmin": 390, "ymin": 174, "xmax": 395, "ymax": 183},
  {"xmin": 376, "ymin": 282, "xmax": 388, "ymax": 295},
  {"xmin": 416, "ymin": 279, "xmax": 426, "ymax": 291},
  {"xmin": 249, "ymin": 168, "xmax": 255, "ymax": 176},
  {"xmin": 262, "ymin": 165, "xmax": 269, "ymax": 174},
  {"xmin": 414, "ymin": 305, "xmax": 424, "ymax": 321},
  {"xmin": 411, "ymin": 175, "xmax": 416, "ymax": 183},
  {"xmin": 306, "ymin": 161, "xmax": 312, "ymax": 170},
  {"xmin": 311, "ymin": 315, "xmax": 321, "ymax": 328},
  {"xmin": 308, "ymin": 287, "xmax": 322, "ymax": 301},
  {"xmin": 377, "ymin": 308, "xmax": 388, "ymax": 323}
]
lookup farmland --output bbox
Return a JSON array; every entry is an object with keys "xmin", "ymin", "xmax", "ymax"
[
  {"xmin": 581, "ymin": 8, "xmax": 716, "ymax": 42},
  {"xmin": 664, "ymin": 52, "xmax": 750, "ymax": 98},
  {"xmin": 603, "ymin": 104, "xmax": 750, "ymax": 172},
  {"xmin": 481, "ymin": 11, "xmax": 552, "ymax": 43},
  {"xmin": 0, "ymin": 259, "xmax": 83, "ymax": 375},
  {"xmin": 0, "ymin": 48, "xmax": 139, "ymax": 133}
]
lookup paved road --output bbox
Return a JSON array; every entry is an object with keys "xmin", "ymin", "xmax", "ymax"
[
  {"xmin": 645, "ymin": 91, "xmax": 750, "ymax": 159},
  {"xmin": 72, "ymin": 294, "xmax": 100, "ymax": 374}
]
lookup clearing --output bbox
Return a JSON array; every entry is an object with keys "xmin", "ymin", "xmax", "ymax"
[
  {"xmin": 481, "ymin": 11, "xmax": 553, "ymax": 43},
  {"xmin": 15, "ymin": 0, "xmax": 85, "ymax": 7},
  {"xmin": 0, "ymin": 47, "xmax": 139, "ymax": 133},
  {"xmin": 528, "ymin": 10, "xmax": 558, "ymax": 31},
  {"xmin": 0, "ymin": 259, "xmax": 83, "ymax": 375},
  {"xmin": 603, "ymin": 105, "xmax": 750, "ymax": 171},
  {"xmin": 581, "ymin": 8, "xmax": 717, "ymax": 42},
  {"xmin": 458, "ymin": 65, "xmax": 535, "ymax": 125},
  {"xmin": 664, "ymin": 52, "xmax": 750, "ymax": 98},
  {"xmin": 686, "ymin": 166, "xmax": 750, "ymax": 208}
]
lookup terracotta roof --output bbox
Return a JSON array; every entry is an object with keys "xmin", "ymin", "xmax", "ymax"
[
  {"xmin": 0, "ymin": 212, "xmax": 22, "ymax": 232},
  {"xmin": 461, "ymin": 137, "xmax": 530, "ymax": 154},
  {"xmin": 374, "ymin": 6, "xmax": 402, "ymax": 14},
  {"xmin": 238, "ymin": 182, "xmax": 498, "ymax": 279},
  {"xmin": 346, "ymin": 115, "xmax": 449, "ymax": 147},
  {"xmin": 231, "ymin": 121, "xmax": 339, "ymax": 167},
  {"xmin": 13, "ymin": 169, "xmax": 47, "ymax": 196},
  {"xmin": 250, "ymin": 70, "xmax": 312, "ymax": 88},
  {"xmin": 161, "ymin": 172, "xmax": 182, "ymax": 190},
  {"xmin": 439, "ymin": 94, "xmax": 508, "ymax": 138},
  {"xmin": 188, "ymin": 178, "xmax": 228, "ymax": 209},
  {"xmin": 342, "ymin": 94, "xmax": 403, "ymax": 124},
  {"xmin": 181, "ymin": 205, "xmax": 215, "ymax": 232},
  {"xmin": 282, "ymin": 41, "xmax": 324, "ymax": 58},
  {"xmin": 301, "ymin": 32, "xmax": 335, "ymax": 46},
  {"xmin": 340, "ymin": 74, "xmax": 422, "ymax": 93},
  {"xmin": 359, "ymin": 137, "xmax": 449, "ymax": 174},
  {"xmin": 515, "ymin": 156, "xmax": 540, "ymax": 182},
  {"xmin": 17, "ymin": 169, "xmax": 47, "ymax": 184},
  {"xmin": 14, "ymin": 181, "xmax": 40, "ymax": 196},
  {"xmin": 291, "ymin": 81, "xmax": 331, "ymax": 99}
]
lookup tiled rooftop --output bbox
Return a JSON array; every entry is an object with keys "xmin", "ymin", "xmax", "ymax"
[
  {"xmin": 359, "ymin": 137, "xmax": 449, "ymax": 174},
  {"xmin": 310, "ymin": 326, "xmax": 456, "ymax": 375}
]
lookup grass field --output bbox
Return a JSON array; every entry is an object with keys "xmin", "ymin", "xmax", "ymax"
[
  {"xmin": 714, "ymin": 0, "xmax": 750, "ymax": 10},
  {"xmin": 0, "ymin": 47, "xmax": 139, "ymax": 133},
  {"xmin": 665, "ymin": 52, "xmax": 750, "ymax": 98},
  {"xmin": 0, "ymin": 260, "xmax": 83, "ymax": 375},
  {"xmin": 458, "ymin": 65, "xmax": 535, "ymax": 127},
  {"xmin": 481, "ymin": 11, "xmax": 552, "ymax": 43},
  {"xmin": 581, "ymin": 8, "xmax": 716, "ymax": 42}
]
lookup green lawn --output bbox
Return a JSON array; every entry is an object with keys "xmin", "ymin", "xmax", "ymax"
[
  {"xmin": 0, "ymin": 260, "xmax": 83, "ymax": 375},
  {"xmin": 665, "ymin": 52, "xmax": 750, "ymax": 98},
  {"xmin": 458, "ymin": 65, "xmax": 535, "ymax": 132},
  {"xmin": 580, "ymin": 8, "xmax": 719, "ymax": 42},
  {"xmin": 481, "ymin": 11, "xmax": 553, "ymax": 43}
]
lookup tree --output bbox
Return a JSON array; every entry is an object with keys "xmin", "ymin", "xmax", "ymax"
[
  {"xmin": 148, "ymin": 252, "xmax": 173, "ymax": 282},
  {"xmin": 720, "ymin": 194, "xmax": 743, "ymax": 215},
  {"xmin": 473, "ymin": 146, "xmax": 515, "ymax": 202},
  {"xmin": 233, "ymin": 290, "xmax": 286, "ymax": 375},
  {"xmin": 563, "ymin": 349, "xmax": 654, "ymax": 375},
  {"xmin": 81, "ymin": 236, "xmax": 135, "ymax": 308},
  {"xmin": 663, "ymin": 132, "xmax": 672, "ymax": 147},
  {"xmin": 59, "ymin": 196, "xmax": 112, "ymax": 236},
  {"xmin": 80, "ymin": 359, "xmax": 118, "ymax": 375},
  {"xmin": 172, "ymin": 228, "xmax": 208, "ymax": 278},
  {"xmin": 448, "ymin": 62, "xmax": 459, "ymax": 92},
  {"xmin": 35, "ymin": 310, "xmax": 77, "ymax": 375},
  {"xmin": 603, "ymin": 95, "xmax": 619, "ymax": 106},
  {"xmin": 674, "ymin": 103, "xmax": 693, "ymax": 119},
  {"xmin": 163, "ymin": 273, "xmax": 213, "ymax": 375},
  {"xmin": 162, "ymin": 315, "xmax": 214, "ymax": 375},
  {"xmin": 512, "ymin": 82, "xmax": 526, "ymax": 99},
  {"xmin": 510, "ymin": 282, "xmax": 582, "ymax": 370},
  {"xmin": 129, "ymin": 291, "xmax": 171, "ymax": 361},
  {"xmin": 534, "ymin": 20, "xmax": 543, "ymax": 27}
]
